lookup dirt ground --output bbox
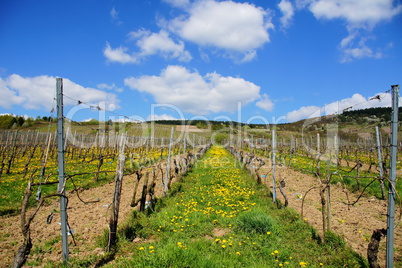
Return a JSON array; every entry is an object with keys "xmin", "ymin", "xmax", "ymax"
[
  {"xmin": 1, "ymin": 153, "xmax": 400, "ymax": 267},
  {"xmin": 0, "ymin": 158, "xmax": 175, "ymax": 267},
  {"xmin": 258, "ymin": 163, "xmax": 401, "ymax": 267}
]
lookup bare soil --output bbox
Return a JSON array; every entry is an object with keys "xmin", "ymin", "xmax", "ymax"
[
  {"xmin": 175, "ymin": 125, "xmax": 208, "ymax": 133},
  {"xmin": 0, "ymin": 152, "xmax": 400, "ymax": 267},
  {"xmin": 0, "ymin": 159, "xmax": 174, "ymax": 267},
  {"xmin": 258, "ymin": 163, "xmax": 401, "ymax": 267}
]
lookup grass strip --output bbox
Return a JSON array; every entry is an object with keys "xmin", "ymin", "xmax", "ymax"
[{"xmin": 69, "ymin": 146, "xmax": 368, "ymax": 268}]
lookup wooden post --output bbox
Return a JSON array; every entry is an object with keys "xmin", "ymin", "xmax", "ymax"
[
  {"xmin": 107, "ymin": 135, "xmax": 126, "ymax": 251},
  {"xmin": 164, "ymin": 127, "xmax": 174, "ymax": 196},
  {"xmin": 139, "ymin": 172, "xmax": 150, "ymax": 212}
]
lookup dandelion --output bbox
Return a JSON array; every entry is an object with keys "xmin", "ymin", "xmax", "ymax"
[
  {"xmin": 299, "ymin": 261, "xmax": 307, "ymax": 267},
  {"xmin": 139, "ymin": 247, "xmax": 144, "ymax": 250},
  {"xmin": 236, "ymin": 252, "xmax": 241, "ymax": 255},
  {"xmin": 149, "ymin": 246, "xmax": 154, "ymax": 250},
  {"xmin": 267, "ymin": 231, "xmax": 271, "ymax": 235},
  {"xmin": 222, "ymin": 245, "xmax": 226, "ymax": 248}
]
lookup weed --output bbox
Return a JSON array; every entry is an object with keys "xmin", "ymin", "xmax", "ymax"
[{"xmin": 235, "ymin": 209, "xmax": 277, "ymax": 234}]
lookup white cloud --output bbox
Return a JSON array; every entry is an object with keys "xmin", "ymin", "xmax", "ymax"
[
  {"xmin": 286, "ymin": 105, "xmax": 321, "ymax": 122},
  {"xmin": 130, "ymin": 29, "xmax": 192, "ymax": 62},
  {"xmin": 294, "ymin": 0, "xmax": 311, "ymax": 9},
  {"xmin": 0, "ymin": 78, "xmax": 25, "ymax": 108},
  {"xmin": 104, "ymin": 30, "xmax": 192, "ymax": 64},
  {"xmin": 309, "ymin": 0, "xmax": 402, "ymax": 28},
  {"xmin": 147, "ymin": 114, "xmax": 178, "ymax": 121},
  {"xmin": 103, "ymin": 42, "xmax": 139, "ymax": 64},
  {"xmin": 341, "ymin": 45, "xmax": 382, "ymax": 62},
  {"xmin": 162, "ymin": 0, "xmax": 190, "ymax": 9},
  {"xmin": 278, "ymin": 0, "xmax": 295, "ymax": 28},
  {"xmin": 110, "ymin": 7, "xmax": 122, "ymax": 25},
  {"xmin": 256, "ymin": 94, "xmax": 274, "ymax": 111},
  {"xmin": 339, "ymin": 30, "xmax": 383, "ymax": 62},
  {"xmin": 238, "ymin": 50, "xmax": 257, "ymax": 64},
  {"xmin": 124, "ymin": 65, "xmax": 261, "ymax": 115},
  {"xmin": 285, "ymin": 92, "xmax": 396, "ymax": 122},
  {"xmin": 167, "ymin": 0, "xmax": 273, "ymax": 62},
  {"xmin": 0, "ymin": 74, "xmax": 119, "ymax": 111},
  {"xmin": 305, "ymin": 0, "xmax": 402, "ymax": 62},
  {"xmin": 97, "ymin": 83, "xmax": 123, "ymax": 93}
]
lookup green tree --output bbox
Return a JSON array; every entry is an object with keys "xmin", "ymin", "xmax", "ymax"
[{"xmin": 0, "ymin": 115, "xmax": 17, "ymax": 129}]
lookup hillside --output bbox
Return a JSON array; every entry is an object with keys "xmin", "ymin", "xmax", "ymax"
[{"xmin": 1, "ymin": 107, "xmax": 400, "ymax": 142}]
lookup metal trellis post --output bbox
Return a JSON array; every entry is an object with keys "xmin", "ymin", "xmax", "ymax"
[
  {"xmin": 386, "ymin": 84, "xmax": 399, "ymax": 268},
  {"xmin": 375, "ymin": 126, "xmax": 385, "ymax": 199},
  {"xmin": 56, "ymin": 78, "xmax": 69, "ymax": 264},
  {"xmin": 272, "ymin": 128, "xmax": 277, "ymax": 202}
]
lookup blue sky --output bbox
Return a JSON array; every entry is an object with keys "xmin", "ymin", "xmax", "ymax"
[{"xmin": 0, "ymin": 0, "xmax": 401, "ymax": 124}]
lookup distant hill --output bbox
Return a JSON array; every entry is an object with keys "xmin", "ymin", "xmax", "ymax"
[
  {"xmin": 339, "ymin": 107, "xmax": 401, "ymax": 123},
  {"xmin": 1, "ymin": 107, "xmax": 400, "ymax": 142}
]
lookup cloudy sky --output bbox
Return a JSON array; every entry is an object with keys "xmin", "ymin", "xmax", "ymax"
[{"xmin": 0, "ymin": 0, "xmax": 401, "ymax": 123}]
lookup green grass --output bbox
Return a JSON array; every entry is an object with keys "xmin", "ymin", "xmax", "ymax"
[
  {"xmin": 0, "ymin": 142, "xmax": 183, "ymax": 216},
  {"xmin": 61, "ymin": 146, "xmax": 367, "ymax": 268},
  {"xmin": 0, "ymin": 156, "xmax": 116, "ymax": 216}
]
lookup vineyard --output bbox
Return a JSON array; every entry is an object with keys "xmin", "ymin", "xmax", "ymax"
[{"xmin": 0, "ymin": 114, "xmax": 401, "ymax": 267}]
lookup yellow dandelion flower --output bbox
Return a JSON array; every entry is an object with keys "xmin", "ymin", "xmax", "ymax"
[{"xmin": 299, "ymin": 261, "xmax": 307, "ymax": 267}]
